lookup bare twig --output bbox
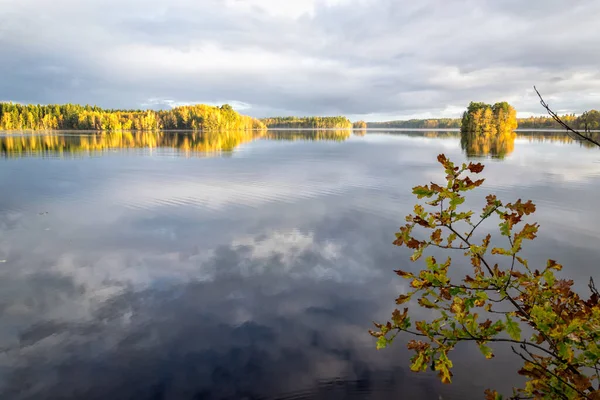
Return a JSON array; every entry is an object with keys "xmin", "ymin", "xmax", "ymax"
[
  {"xmin": 534, "ymin": 86, "xmax": 600, "ymax": 148},
  {"xmin": 590, "ymin": 277, "xmax": 599, "ymax": 297}
]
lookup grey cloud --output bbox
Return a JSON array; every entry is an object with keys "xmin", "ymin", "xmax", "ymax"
[{"xmin": 2, "ymin": 0, "xmax": 599, "ymax": 117}]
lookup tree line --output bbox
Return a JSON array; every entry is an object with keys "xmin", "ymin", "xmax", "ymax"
[
  {"xmin": 368, "ymin": 119, "xmax": 461, "ymax": 129},
  {"xmin": 366, "ymin": 112, "xmax": 600, "ymax": 131},
  {"xmin": 260, "ymin": 116, "xmax": 352, "ymax": 129},
  {"xmin": 0, "ymin": 103, "xmax": 266, "ymax": 132}
]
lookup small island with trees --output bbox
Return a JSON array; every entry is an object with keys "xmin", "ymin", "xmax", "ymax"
[{"xmin": 460, "ymin": 101, "xmax": 518, "ymax": 135}]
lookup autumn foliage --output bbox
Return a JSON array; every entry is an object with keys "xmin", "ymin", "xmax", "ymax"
[{"xmin": 371, "ymin": 154, "xmax": 600, "ymax": 399}]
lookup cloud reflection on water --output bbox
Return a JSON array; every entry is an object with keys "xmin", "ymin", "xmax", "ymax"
[{"xmin": 0, "ymin": 131, "xmax": 599, "ymax": 399}]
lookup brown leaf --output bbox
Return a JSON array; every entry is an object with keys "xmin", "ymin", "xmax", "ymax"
[
  {"xmin": 437, "ymin": 154, "xmax": 449, "ymax": 166},
  {"xmin": 407, "ymin": 340, "xmax": 429, "ymax": 351},
  {"xmin": 396, "ymin": 294, "xmax": 411, "ymax": 304},
  {"xmin": 406, "ymin": 239, "xmax": 421, "ymax": 249},
  {"xmin": 413, "ymin": 216, "xmax": 430, "ymax": 227},
  {"xmin": 431, "ymin": 229, "xmax": 443, "ymax": 245},
  {"xmin": 391, "ymin": 308, "xmax": 408, "ymax": 325},
  {"xmin": 516, "ymin": 223, "xmax": 538, "ymax": 240},
  {"xmin": 485, "ymin": 194, "xmax": 497, "ymax": 205},
  {"xmin": 394, "ymin": 269, "xmax": 414, "ymax": 278},
  {"xmin": 572, "ymin": 374, "xmax": 592, "ymax": 391},
  {"xmin": 510, "ymin": 270, "xmax": 525, "ymax": 278},
  {"xmin": 507, "ymin": 199, "xmax": 536, "ymax": 216},
  {"xmin": 440, "ymin": 287, "xmax": 452, "ymax": 300},
  {"xmin": 480, "ymin": 319, "xmax": 492, "ymax": 330},
  {"xmin": 471, "ymin": 255, "xmax": 482, "ymax": 274},
  {"xmin": 430, "ymin": 183, "xmax": 444, "ymax": 193},
  {"xmin": 547, "ymin": 259, "xmax": 563, "ymax": 271},
  {"xmin": 472, "ymin": 179, "xmax": 485, "ymax": 187},
  {"xmin": 467, "ymin": 162, "xmax": 485, "ymax": 173}
]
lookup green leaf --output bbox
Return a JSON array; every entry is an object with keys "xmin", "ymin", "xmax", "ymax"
[
  {"xmin": 412, "ymin": 186, "xmax": 434, "ymax": 198},
  {"xmin": 410, "ymin": 352, "xmax": 426, "ymax": 372},
  {"xmin": 447, "ymin": 233, "xmax": 457, "ymax": 246},
  {"xmin": 543, "ymin": 270, "xmax": 555, "ymax": 286},
  {"xmin": 479, "ymin": 344, "xmax": 494, "ymax": 359},
  {"xmin": 376, "ymin": 336, "xmax": 388, "ymax": 350},
  {"xmin": 449, "ymin": 195, "xmax": 465, "ymax": 209},
  {"xmin": 499, "ymin": 221, "xmax": 510, "ymax": 236},
  {"xmin": 410, "ymin": 245, "xmax": 427, "ymax": 262},
  {"xmin": 558, "ymin": 342, "xmax": 572, "ymax": 361},
  {"xmin": 505, "ymin": 315, "xmax": 522, "ymax": 341},
  {"xmin": 491, "ymin": 247, "xmax": 511, "ymax": 256},
  {"xmin": 435, "ymin": 352, "xmax": 454, "ymax": 384},
  {"xmin": 418, "ymin": 297, "xmax": 438, "ymax": 309}
]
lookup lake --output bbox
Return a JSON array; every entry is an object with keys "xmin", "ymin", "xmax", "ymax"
[{"xmin": 1, "ymin": 129, "xmax": 599, "ymax": 399}]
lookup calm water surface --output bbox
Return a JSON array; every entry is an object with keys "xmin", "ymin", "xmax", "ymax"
[{"xmin": 1, "ymin": 130, "xmax": 599, "ymax": 399}]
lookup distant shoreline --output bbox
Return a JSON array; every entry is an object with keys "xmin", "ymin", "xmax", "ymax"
[{"xmin": 2, "ymin": 128, "xmax": 599, "ymax": 137}]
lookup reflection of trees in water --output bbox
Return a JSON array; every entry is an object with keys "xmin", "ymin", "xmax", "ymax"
[
  {"xmin": 516, "ymin": 132, "xmax": 600, "ymax": 148},
  {"xmin": 0, "ymin": 130, "xmax": 264, "ymax": 158},
  {"xmin": 265, "ymin": 130, "xmax": 352, "ymax": 142},
  {"xmin": 461, "ymin": 130, "xmax": 516, "ymax": 159}
]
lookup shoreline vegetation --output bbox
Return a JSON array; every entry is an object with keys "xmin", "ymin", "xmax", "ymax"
[
  {"xmin": 0, "ymin": 103, "xmax": 266, "ymax": 132},
  {"xmin": 367, "ymin": 111, "xmax": 599, "ymax": 130},
  {"xmin": 260, "ymin": 116, "xmax": 352, "ymax": 129},
  {"xmin": 2, "ymin": 101, "xmax": 599, "ymax": 133}
]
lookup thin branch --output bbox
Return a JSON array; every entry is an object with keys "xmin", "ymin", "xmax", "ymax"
[
  {"xmin": 444, "ymin": 223, "xmax": 576, "ymax": 369},
  {"xmin": 589, "ymin": 277, "xmax": 599, "ymax": 297},
  {"xmin": 428, "ymin": 243, "xmax": 465, "ymax": 251},
  {"xmin": 511, "ymin": 347, "xmax": 574, "ymax": 400},
  {"xmin": 534, "ymin": 86, "xmax": 600, "ymax": 148},
  {"xmin": 466, "ymin": 206, "xmax": 500, "ymax": 241},
  {"xmin": 436, "ymin": 283, "xmax": 500, "ymax": 292},
  {"xmin": 397, "ymin": 327, "xmax": 558, "ymax": 359},
  {"xmin": 504, "ymin": 236, "xmax": 517, "ymax": 293},
  {"xmin": 522, "ymin": 341, "xmax": 596, "ymax": 395}
]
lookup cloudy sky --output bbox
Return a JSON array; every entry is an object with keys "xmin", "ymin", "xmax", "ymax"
[{"xmin": 1, "ymin": 0, "xmax": 599, "ymax": 120}]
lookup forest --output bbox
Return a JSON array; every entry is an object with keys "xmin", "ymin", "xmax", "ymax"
[
  {"xmin": 367, "ymin": 111, "xmax": 600, "ymax": 131},
  {"xmin": 260, "ymin": 116, "xmax": 352, "ymax": 129},
  {"xmin": 0, "ymin": 103, "xmax": 266, "ymax": 132},
  {"xmin": 367, "ymin": 118, "xmax": 461, "ymax": 129},
  {"xmin": 3, "ymin": 101, "xmax": 599, "ymax": 134}
]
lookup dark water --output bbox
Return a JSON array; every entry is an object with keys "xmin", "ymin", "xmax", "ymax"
[{"xmin": 1, "ymin": 130, "xmax": 599, "ymax": 399}]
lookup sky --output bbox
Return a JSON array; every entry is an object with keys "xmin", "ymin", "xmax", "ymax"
[{"xmin": 1, "ymin": 0, "xmax": 599, "ymax": 121}]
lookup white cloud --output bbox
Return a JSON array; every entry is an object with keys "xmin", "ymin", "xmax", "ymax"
[{"xmin": 1, "ymin": 0, "xmax": 600, "ymax": 118}]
